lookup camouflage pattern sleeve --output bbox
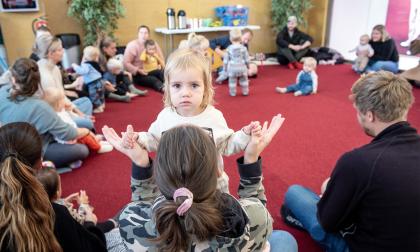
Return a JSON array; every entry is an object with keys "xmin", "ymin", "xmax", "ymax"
[
  {"xmin": 236, "ymin": 156, "xmax": 267, "ymax": 205},
  {"xmin": 130, "ymin": 162, "xmax": 159, "ymax": 202}
]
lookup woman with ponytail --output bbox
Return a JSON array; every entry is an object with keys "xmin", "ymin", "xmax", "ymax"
[
  {"xmin": 0, "ymin": 58, "xmax": 90, "ymax": 168},
  {"xmin": 0, "ymin": 122, "xmax": 107, "ymax": 252},
  {"xmin": 103, "ymin": 115, "xmax": 297, "ymax": 251},
  {"xmin": 0, "ymin": 122, "xmax": 62, "ymax": 252}
]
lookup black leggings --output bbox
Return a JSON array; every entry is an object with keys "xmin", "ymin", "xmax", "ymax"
[
  {"xmin": 44, "ymin": 142, "xmax": 89, "ymax": 168},
  {"xmin": 133, "ymin": 70, "xmax": 164, "ymax": 92}
]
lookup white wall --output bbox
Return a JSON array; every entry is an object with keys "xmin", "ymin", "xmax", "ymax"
[{"xmin": 328, "ymin": 0, "xmax": 389, "ymax": 60}]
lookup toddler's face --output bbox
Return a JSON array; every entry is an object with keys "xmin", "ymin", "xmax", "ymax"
[
  {"xmin": 168, "ymin": 67, "xmax": 205, "ymax": 117},
  {"xmin": 303, "ymin": 63, "xmax": 314, "ymax": 72},
  {"xmin": 360, "ymin": 36, "xmax": 369, "ymax": 45},
  {"xmin": 146, "ymin": 45, "xmax": 156, "ymax": 55},
  {"xmin": 110, "ymin": 67, "xmax": 121, "ymax": 75}
]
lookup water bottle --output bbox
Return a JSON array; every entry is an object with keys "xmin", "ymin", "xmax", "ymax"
[
  {"xmin": 177, "ymin": 10, "xmax": 186, "ymax": 29},
  {"xmin": 166, "ymin": 8, "xmax": 176, "ymax": 29}
]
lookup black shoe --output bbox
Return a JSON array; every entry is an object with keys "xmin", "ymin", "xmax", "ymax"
[{"xmin": 280, "ymin": 204, "xmax": 305, "ymax": 231}]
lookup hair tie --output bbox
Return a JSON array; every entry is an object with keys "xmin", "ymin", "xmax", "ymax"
[
  {"xmin": 173, "ymin": 187, "xmax": 193, "ymax": 216},
  {"xmin": 2, "ymin": 152, "xmax": 18, "ymax": 162}
]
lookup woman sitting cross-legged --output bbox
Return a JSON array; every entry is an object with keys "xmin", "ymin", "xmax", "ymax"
[{"xmin": 102, "ymin": 114, "xmax": 298, "ymax": 252}]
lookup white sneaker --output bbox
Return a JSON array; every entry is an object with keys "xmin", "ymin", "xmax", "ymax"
[
  {"xmin": 294, "ymin": 91, "xmax": 302, "ymax": 96},
  {"xmin": 97, "ymin": 141, "xmax": 113, "ymax": 153},
  {"xmin": 400, "ymin": 40, "xmax": 410, "ymax": 47}
]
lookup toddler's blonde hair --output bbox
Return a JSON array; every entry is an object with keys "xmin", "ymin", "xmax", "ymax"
[
  {"xmin": 163, "ymin": 48, "xmax": 214, "ymax": 109},
  {"xmin": 229, "ymin": 29, "xmax": 242, "ymax": 43},
  {"xmin": 107, "ymin": 58, "xmax": 123, "ymax": 71},
  {"xmin": 303, "ymin": 57, "xmax": 317, "ymax": 69},
  {"xmin": 83, "ymin": 46, "xmax": 100, "ymax": 61},
  {"xmin": 43, "ymin": 87, "xmax": 65, "ymax": 112}
]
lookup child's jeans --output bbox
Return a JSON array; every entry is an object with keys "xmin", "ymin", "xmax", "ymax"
[
  {"xmin": 286, "ymin": 83, "xmax": 313, "ymax": 95},
  {"xmin": 86, "ymin": 79, "xmax": 105, "ymax": 108}
]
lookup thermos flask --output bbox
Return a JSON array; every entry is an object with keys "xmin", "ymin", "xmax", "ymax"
[
  {"xmin": 177, "ymin": 10, "xmax": 187, "ymax": 29},
  {"xmin": 166, "ymin": 8, "xmax": 176, "ymax": 29}
]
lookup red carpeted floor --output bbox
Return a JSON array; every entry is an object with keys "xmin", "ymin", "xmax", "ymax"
[{"xmin": 61, "ymin": 64, "xmax": 420, "ymax": 251}]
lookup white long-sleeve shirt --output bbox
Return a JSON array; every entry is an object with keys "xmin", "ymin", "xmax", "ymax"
[{"xmin": 138, "ymin": 105, "xmax": 250, "ymax": 156}]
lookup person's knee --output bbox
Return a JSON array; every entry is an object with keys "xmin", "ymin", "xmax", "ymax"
[
  {"xmin": 276, "ymin": 54, "xmax": 289, "ymax": 65},
  {"xmin": 269, "ymin": 230, "xmax": 298, "ymax": 252},
  {"xmin": 75, "ymin": 144, "xmax": 90, "ymax": 160},
  {"xmin": 285, "ymin": 184, "xmax": 305, "ymax": 199}
]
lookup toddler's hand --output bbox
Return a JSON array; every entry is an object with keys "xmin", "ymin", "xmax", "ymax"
[
  {"xmin": 78, "ymin": 190, "xmax": 89, "ymax": 205},
  {"xmin": 242, "ymin": 121, "xmax": 260, "ymax": 135},
  {"xmin": 122, "ymin": 124, "xmax": 139, "ymax": 149},
  {"xmin": 64, "ymin": 192, "xmax": 80, "ymax": 203}
]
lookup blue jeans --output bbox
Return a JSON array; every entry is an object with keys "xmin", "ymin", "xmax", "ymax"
[
  {"xmin": 72, "ymin": 97, "xmax": 92, "ymax": 115},
  {"xmin": 44, "ymin": 142, "xmax": 89, "ymax": 168},
  {"xmin": 286, "ymin": 83, "xmax": 313, "ymax": 95},
  {"xmin": 71, "ymin": 97, "xmax": 94, "ymax": 130},
  {"xmin": 366, "ymin": 60, "xmax": 399, "ymax": 74},
  {"xmin": 87, "ymin": 80, "xmax": 105, "ymax": 108},
  {"xmin": 284, "ymin": 185, "xmax": 349, "ymax": 252},
  {"xmin": 269, "ymin": 230, "xmax": 298, "ymax": 252}
]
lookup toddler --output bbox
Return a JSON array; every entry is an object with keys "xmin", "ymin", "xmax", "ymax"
[
  {"xmin": 103, "ymin": 58, "xmax": 145, "ymax": 102},
  {"xmin": 275, "ymin": 57, "xmax": 318, "ymax": 96},
  {"xmin": 139, "ymin": 39, "xmax": 165, "ymax": 82},
  {"xmin": 72, "ymin": 46, "xmax": 106, "ymax": 113},
  {"xmin": 43, "ymin": 87, "xmax": 113, "ymax": 154},
  {"xmin": 220, "ymin": 29, "xmax": 250, "ymax": 96},
  {"xmin": 35, "ymin": 166, "xmax": 117, "ymax": 233},
  {"xmin": 125, "ymin": 48, "xmax": 259, "ymax": 193},
  {"xmin": 349, "ymin": 34, "xmax": 374, "ymax": 73}
]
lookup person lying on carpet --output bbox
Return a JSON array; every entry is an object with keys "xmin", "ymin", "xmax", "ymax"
[
  {"xmin": 280, "ymin": 71, "xmax": 420, "ymax": 252},
  {"xmin": 101, "ymin": 117, "xmax": 298, "ymax": 252},
  {"xmin": 0, "ymin": 122, "xmax": 107, "ymax": 252},
  {"xmin": 275, "ymin": 57, "xmax": 318, "ymax": 96},
  {"xmin": 128, "ymin": 48, "xmax": 264, "ymax": 193},
  {"xmin": 36, "ymin": 166, "xmax": 117, "ymax": 233}
]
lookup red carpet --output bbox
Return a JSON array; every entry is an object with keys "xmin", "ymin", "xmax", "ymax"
[{"xmin": 61, "ymin": 64, "xmax": 420, "ymax": 251}]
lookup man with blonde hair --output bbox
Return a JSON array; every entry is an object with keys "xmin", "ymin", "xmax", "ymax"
[{"xmin": 280, "ymin": 71, "xmax": 420, "ymax": 251}]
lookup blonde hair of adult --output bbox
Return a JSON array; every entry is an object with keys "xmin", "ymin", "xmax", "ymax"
[
  {"xmin": 303, "ymin": 57, "xmax": 317, "ymax": 69},
  {"xmin": 0, "ymin": 122, "xmax": 62, "ymax": 252},
  {"xmin": 351, "ymin": 71, "xmax": 414, "ymax": 122},
  {"xmin": 107, "ymin": 58, "xmax": 123, "ymax": 71},
  {"xmin": 43, "ymin": 87, "xmax": 65, "ymax": 112},
  {"xmin": 372, "ymin": 24, "xmax": 391, "ymax": 42},
  {"xmin": 163, "ymin": 48, "xmax": 214, "ymax": 110},
  {"xmin": 83, "ymin": 46, "xmax": 100, "ymax": 61},
  {"xmin": 229, "ymin": 28, "xmax": 242, "ymax": 43}
]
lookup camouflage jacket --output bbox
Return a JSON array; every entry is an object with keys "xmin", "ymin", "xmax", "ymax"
[{"xmin": 118, "ymin": 157, "xmax": 273, "ymax": 251}]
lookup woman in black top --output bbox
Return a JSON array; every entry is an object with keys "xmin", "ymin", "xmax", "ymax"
[
  {"xmin": 366, "ymin": 24, "xmax": 399, "ymax": 73},
  {"xmin": 0, "ymin": 122, "xmax": 106, "ymax": 252}
]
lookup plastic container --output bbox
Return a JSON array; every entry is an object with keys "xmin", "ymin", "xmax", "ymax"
[
  {"xmin": 214, "ymin": 5, "xmax": 249, "ymax": 26},
  {"xmin": 56, "ymin": 33, "xmax": 81, "ymax": 70}
]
